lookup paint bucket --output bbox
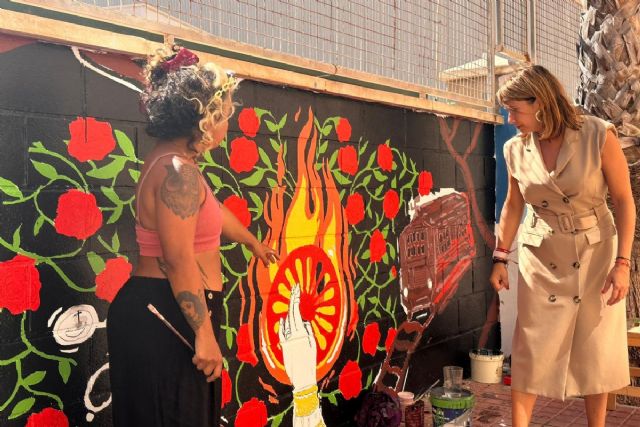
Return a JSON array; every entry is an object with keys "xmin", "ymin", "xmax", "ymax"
[
  {"xmin": 469, "ymin": 349, "xmax": 504, "ymax": 384},
  {"xmin": 429, "ymin": 386, "xmax": 475, "ymax": 426}
]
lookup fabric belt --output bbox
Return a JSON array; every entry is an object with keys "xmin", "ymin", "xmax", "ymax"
[{"xmin": 530, "ymin": 203, "xmax": 609, "ymax": 233}]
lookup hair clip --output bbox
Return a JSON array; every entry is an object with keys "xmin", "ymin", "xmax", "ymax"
[
  {"xmin": 213, "ymin": 70, "xmax": 241, "ymax": 100},
  {"xmin": 161, "ymin": 47, "xmax": 199, "ymax": 72}
]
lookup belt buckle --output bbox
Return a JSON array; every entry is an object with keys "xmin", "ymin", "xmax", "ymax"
[{"xmin": 558, "ymin": 213, "xmax": 575, "ymax": 233}]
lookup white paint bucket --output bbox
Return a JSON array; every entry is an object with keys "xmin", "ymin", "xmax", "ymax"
[{"xmin": 469, "ymin": 350, "xmax": 504, "ymax": 383}]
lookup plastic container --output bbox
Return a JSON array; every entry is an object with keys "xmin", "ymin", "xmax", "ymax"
[
  {"xmin": 469, "ymin": 349, "xmax": 504, "ymax": 384},
  {"xmin": 429, "ymin": 386, "xmax": 475, "ymax": 426},
  {"xmin": 397, "ymin": 391, "xmax": 414, "ymax": 423}
]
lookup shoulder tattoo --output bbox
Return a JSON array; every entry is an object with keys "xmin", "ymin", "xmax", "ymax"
[{"xmin": 160, "ymin": 163, "xmax": 201, "ymax": 219}]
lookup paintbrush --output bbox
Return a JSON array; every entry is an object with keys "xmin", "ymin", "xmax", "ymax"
[
  {"xmin": 414, "ymin": 379, "xmax": 440, "ymax": 402},
  {"xmin": 147, "ymin": 303, "xmax": 194, "ymax": 352}
]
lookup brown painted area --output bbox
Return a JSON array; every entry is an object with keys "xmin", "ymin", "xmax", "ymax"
[
  {"xmin": 81, "ymin": 49, "xmax": 144, "ymax": 83},
  {"xmin": 438, "ymin": 117, "xmax": 496, "ymax": 249},
  {"xmin": 438, "ymin": 116, "xmax": 499, "ymax": 350},
  {"xmin": 376, "ymin": 192, "xmax": 476, "ymax": 393},
  {"xmin": 399, "ymin": 192, "xmax": 476, "ymax": 317},
  {"xmin": 0, "ymin": 33, "xmax": 35, "ymax": 54}
]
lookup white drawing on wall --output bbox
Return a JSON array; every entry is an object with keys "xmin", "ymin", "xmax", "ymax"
[
  {"xmin": 84, "ymin": 362, "xmax": 111, "ymax": 423},
  {"xmin": 49, "ymin": 304, "xmax": 105, "ymax": 352}
]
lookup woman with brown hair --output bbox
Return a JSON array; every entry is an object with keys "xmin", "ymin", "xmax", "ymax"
[
  {"xmin": 107, "ymin": 46, "xmax": 277, "ymax": 426},
  {"xmin": 490, "ymin": 64, "xmax": 635, "ymax": 426}
]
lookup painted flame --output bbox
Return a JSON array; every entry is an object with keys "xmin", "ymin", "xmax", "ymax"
[{"xmin": 244, "ymin": 107, "xmax": 356, "ymax": 385}]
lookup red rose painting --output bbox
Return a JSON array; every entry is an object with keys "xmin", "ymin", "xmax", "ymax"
[
  {"xmin": 235, "ymin": 397, "xmax": 268, "ymax": 427},
  {"xmin": 67, "ymin": 117, "xmax": 116, "ymax": 162},
  {"xmin": 338, "ymin": 360, "xmax": 362, "ymax": 400},
  {"xmin": 54, "ymin": 190, "xmax": 103, "ymax": 240},
  {"xmin": 362, "ymin": 322, "xmax": 381, "ymax": 356},
  {"xmin": 0, "ymin": 255, "xmax": 41, "ymax": 315},
  {"xmin": 25, "ymin": 408, "xmax": 69, "ymax": 427},
  {"xmin": 418, "ymin": 171, "xmax": 433, "ymax": 196},
  {"xmin": 224, "ymin": 195, "xmax": 251, "ymax": 228},
  {"xmin": 229, "ymin": 137, "xmax": 259, "ymax": 173},
  {"xmin": 377, "ymin": 144, "xmax": 393, "ymax": 171},
  {"xmin": 336, "ymin": 117, "xmax": 352, "ymax": 143},
  {"xmin": 345, "ymin": 193, "xmax": 365, "ymax": 225},
  {"xmin": 382, "ymin": 189, "xmax": 400, "ymax": 220},
  {"xmin": 238, "ymin": 108, "xmax": 260, "ymax": 137},
  {"xmin": 95, "ymin": 257, "xmax": 132, "ymax": 303},
  {"xmin": 338, "ymin": 146, "xmax": 358, "ymax": 176},
  {"xmin": 369, "ymin": 230, "xmax": 386, "ymax": 263}
]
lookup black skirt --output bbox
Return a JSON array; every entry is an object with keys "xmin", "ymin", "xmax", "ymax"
[{"xmin": 107, "ymin": 276, "xmax": 223, "ymax": 427}]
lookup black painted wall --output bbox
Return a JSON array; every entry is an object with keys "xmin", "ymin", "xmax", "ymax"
[{"xmin": 0, "ymin": 37, "xmax": 497, "ymax": 426}]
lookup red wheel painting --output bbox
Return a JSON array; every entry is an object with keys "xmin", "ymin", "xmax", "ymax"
[{"xmin": 260, "ymin": 245, "xmax": 347, "ymax": 385}]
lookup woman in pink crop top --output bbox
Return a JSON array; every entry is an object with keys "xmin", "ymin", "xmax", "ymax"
[{"xmin": 107, "ymin": 46, "xmax": 277, "ymax": 427}]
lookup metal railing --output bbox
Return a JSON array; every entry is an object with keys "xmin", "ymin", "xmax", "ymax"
[{"xmin": 70, "ymin": 0, "xmax": 583, "ymax": 111}]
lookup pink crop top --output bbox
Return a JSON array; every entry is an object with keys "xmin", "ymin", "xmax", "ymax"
[{"xmin": 135, "ymin": 153, "xmax": 222, "ymax": 257}]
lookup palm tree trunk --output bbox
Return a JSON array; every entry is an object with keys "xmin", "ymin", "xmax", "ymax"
[
  {"xmin": 578, "ymin": 0, "xmax": 640, "ymax": 405},
  {"xmin": 578, "ymin": 0, "xmax": 640, "ymax": 317}
]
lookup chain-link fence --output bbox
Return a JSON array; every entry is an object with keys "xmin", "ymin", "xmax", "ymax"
[{"xmin": 71, "ymin": 0, "xmax": 583, "ymax": 110}]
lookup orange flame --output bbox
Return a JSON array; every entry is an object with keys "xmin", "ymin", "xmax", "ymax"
[{"xmin": 244, "ymin": 107, "xmax": 356, "ymax": 385}]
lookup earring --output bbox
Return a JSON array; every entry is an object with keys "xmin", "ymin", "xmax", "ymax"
[{"xmin": 535, "ymin": 110, "xmax": 543, "ymax": 122}]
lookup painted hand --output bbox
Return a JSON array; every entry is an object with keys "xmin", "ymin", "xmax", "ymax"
[{"xmin": 278, "ymin": 284, "xmax": 317, "ymax": 391}]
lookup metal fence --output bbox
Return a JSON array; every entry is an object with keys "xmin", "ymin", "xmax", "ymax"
[
  {"xmin": 71, "ymin": 0, "xmax": 583, "ymax": 110},
  {"xmin": 535, "ymin": 0, "xmax": 582, "ymax": 102},
  {"xmin": 495, "ymin": 0, "xmax": 583, "ymax": 101}
]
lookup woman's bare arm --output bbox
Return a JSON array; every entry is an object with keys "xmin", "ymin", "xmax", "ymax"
[
  {"xmin": 601, "ymin": 129, "xmax": 636, "ymax": 305},
  {"xmin": 153, "ymin": 156, "xmax": 222, "ymax": 381},
  {"xmin": 602, "ymin": 130, "xmax": 636, "ymax": 260},
  {"xmin": 220, "ymin": 204, "xmax": 278, "ymax": 266},
  {"xmin": 489, "ymin": 170, "xmax": 525, "ymax": 291}
]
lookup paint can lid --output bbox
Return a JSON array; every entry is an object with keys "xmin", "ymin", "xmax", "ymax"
[
  {"xmin": 429, "ymin": 387, "xmax": 475, "ymax": 409},
  {"xmin": 470, "ymin": 348, "xmax": 503, "ymax": 356}
]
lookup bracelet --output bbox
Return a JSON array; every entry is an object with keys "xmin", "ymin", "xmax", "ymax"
[
  {"xmin": 615, "ymin": 259, "xmax": 631, "ymax": 268},
  {"xmin": 293, "ymin": 392, "xmax": 320, "ymax": 417},
  {"xmin": 293, "ymin": 385, "xmax": 318, "ymax": 397},
  {"xmin": 495, "ymin": 247, "xmax": 510, "ymax": 254},
  {"xmin": 616, "ymin": 256, "xmax": 631, "ymax": 262},
  {"xmin": 492, "ymin": 251, "xmax": 508, "ymax": 260},
  {"xmin": 493, "ymin": 257, "xmax": 508, "ymax": 265}
]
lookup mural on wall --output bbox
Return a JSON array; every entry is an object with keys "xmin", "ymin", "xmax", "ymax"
[
  {"xmin": 0, "ymin": 34, "xmax": 496, "ymax": 427},
  {"xmin": 212, "ymin": 104, "xmax": 426, "ymax": 425},
  {"xmin": 374, "ymin": 114, "xmax": 502, "ymax": 394}
]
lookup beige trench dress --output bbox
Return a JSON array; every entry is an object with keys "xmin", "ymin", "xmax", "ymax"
[{"xmin": 504, "ymin": 115, "xmax": 629, "ymax": 399}]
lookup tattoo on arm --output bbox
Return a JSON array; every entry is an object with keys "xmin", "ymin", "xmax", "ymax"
[
  {"xmin": 176, "ymin": 290, "xmax": 207, "ymax": 331},
  {"xmin": 160, "ymin": 163, "xmax": 201, "ymax": 219}
]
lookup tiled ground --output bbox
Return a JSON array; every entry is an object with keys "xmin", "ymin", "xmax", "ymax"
[{"xmin": 418, "ymin": 381, "xmax": 640, "ymax": 426}]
